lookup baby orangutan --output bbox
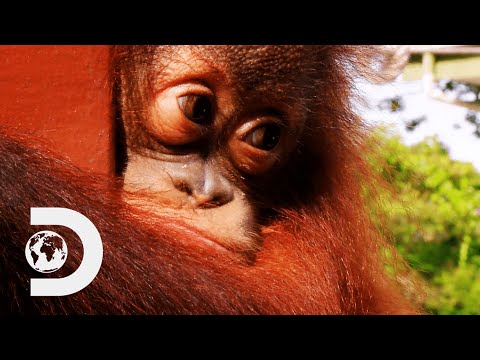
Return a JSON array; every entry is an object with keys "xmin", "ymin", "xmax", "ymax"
[{"xmin": 0, "ymin": 45, "xmax": 420, "ymax": 314}]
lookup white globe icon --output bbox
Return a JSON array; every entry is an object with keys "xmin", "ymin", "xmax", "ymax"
[{"xmin": 25, "ymin": 231, "xmax": 68, "ymax": 273}]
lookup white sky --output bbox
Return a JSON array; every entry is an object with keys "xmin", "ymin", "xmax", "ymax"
[{"xmin": 356, "ymin": 77, "xmax": 480, "ymax": 171}]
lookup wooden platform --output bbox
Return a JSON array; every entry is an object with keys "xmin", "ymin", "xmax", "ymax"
[{"xmin": 401, "ymin": 45, "xmax": 480, "ymax": 85}]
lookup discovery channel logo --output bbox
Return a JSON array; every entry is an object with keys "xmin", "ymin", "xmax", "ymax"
[{"xmin": 25, "ymin": 208, "xmax": 103, "ymax": 297}]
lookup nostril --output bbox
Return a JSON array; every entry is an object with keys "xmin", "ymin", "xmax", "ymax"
[
  {"xmin": 194, "ymin": 192, "xmax": 233, "ymax": 208},
  {"xmin": 197, "ymin": 200, "xmax": 221, "ymax": 209},
  {"xmin": 175, "ymin": 181, "xmax": 193, "ymax": 196},
  {"xmin": 173, "ymin": 174, "xmax": 234, "ymax": 208},
  {"xmin": 199, "ymin": 197, "xmax": 225, "ymax": 208}
]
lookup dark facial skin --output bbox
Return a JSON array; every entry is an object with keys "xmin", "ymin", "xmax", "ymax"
[{"xmin": 117, "ymin": 46, "xmax": 329, "ymax": 252}]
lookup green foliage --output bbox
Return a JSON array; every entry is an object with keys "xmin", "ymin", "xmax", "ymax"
[
  {"xmin": 427, "ymin": 264, "xmax": 480, "ymax": 314},
  {"xmin": 370, "ymin": 128, "xmax": 480, "ymax": 314}
]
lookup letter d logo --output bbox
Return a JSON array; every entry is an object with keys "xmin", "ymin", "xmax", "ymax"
[{"xmin": 29, "ymin": 208, "xmax": 103, "ymax": 296}]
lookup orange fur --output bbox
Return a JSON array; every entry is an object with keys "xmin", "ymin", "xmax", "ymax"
[{"xmin": 0, "ymin": 45, "xmax": 420, "ymax": 314}]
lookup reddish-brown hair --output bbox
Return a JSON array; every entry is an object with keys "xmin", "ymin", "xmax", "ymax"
[{"xmin": 0, "ymin": 45, "xmax": 420, "ymax": 314}]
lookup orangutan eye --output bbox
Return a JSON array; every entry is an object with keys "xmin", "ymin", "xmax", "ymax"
[
  {"xmin": 177, "ymin": 94, "xmax": 213, "ymax": 125},
  {"xmin": 243, "ymin": 124, "xmax": 282, "ymax": 151},
  {"xmin": 229, "ymin": 117, "xmax": 290, "ymax": 175},
  {"xmin": 149, "ymin": 84, "xmax": 216, "ymax": 146}
]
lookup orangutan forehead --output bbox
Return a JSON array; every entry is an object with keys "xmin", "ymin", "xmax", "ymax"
[
  {"xmin": 212, "ymin": 45, "xmax": 311, "ymax": 73},
  {"xmin": 153, "ymin": 45, "xmax": 327, "ymax": 89}
]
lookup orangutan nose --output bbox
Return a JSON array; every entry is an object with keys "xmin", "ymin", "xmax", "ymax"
[{"xmin": 174, "ymin": 163, "xmax": 234, "ymax": 208}]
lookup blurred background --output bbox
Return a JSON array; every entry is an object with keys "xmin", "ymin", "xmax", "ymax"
[{"xmin": 358, "ymin": 45, "xmax": 480, "ymax": 314}]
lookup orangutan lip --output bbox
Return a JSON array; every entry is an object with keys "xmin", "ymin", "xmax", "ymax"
[
  {"xmin": 196, "ymin": 236, "xmax": 231, "ymax": 253},
  {"xmin": 175, "ymin": 224, "xmax": 232, "ymax": 254}
]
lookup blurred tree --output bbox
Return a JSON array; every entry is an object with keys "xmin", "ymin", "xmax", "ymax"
[
  {"xmin": 377, "ymin": 96, "xmax": 405, "ymax": 112},
  {"xmin": 465, "ymin": 111, "xmax": 480, "ymax": 138},
  {"xmin": 376, "ymin": 80, "xmax": 480, "ymax": 136},
  {"xmin": 405, "ymin": 115, "xmax": 427, "ymax": 132},
  {"xmin": 369, "ymin": 129, "xmax": 480, "ymax": 314},
  {"xmin": 438, "ymin": 80, "xmax": 480, "ymax": 105}
]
